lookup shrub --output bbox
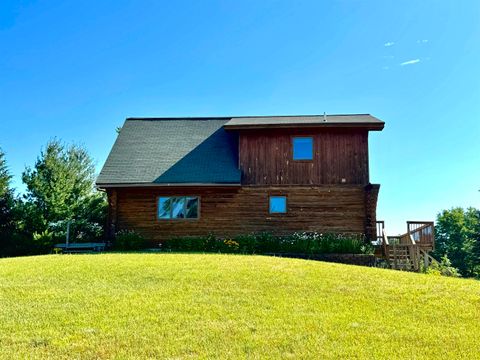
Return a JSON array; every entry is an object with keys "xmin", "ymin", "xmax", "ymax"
[
  {"xmin": 162, "ymin": 232, "xmax": 368, "ymax": 255},
  {"xmin": 115, "ymin": 230, "xmax": 147, "ymax": 251},
  {"xmin": 0, "ymin": 231, "xmax": 36, "ymax": 257},
  {"xmin": 280, "ymin": 232, "xmax": 369, "ymax": 254},
  {"xmin": 424, "ymin": 254, "xmax": 461, "ymax": 277},
  {"xmin": 33, "ymin": 229, "xmax": 55, "ymax": 248}
]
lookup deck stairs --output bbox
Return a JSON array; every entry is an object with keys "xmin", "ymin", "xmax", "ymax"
[{"xmin": 375, "ymin": 221, "xmax": 436, "ymax": 272}]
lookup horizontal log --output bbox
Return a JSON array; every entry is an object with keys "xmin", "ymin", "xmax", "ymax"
[{"xmin": 113, "ymin": 185, "xmax": 373, "ymax": 243}]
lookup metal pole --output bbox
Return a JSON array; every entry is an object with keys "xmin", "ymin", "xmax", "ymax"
[{"xmin": 66, "ymin": 220, "xmax": 71, "ymax": 249}]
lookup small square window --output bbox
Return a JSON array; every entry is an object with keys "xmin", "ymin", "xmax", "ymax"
[
  {"xmin": 269, "ymin": 196, "xmax": 287, "ymax": 214},
  {"xmin": 293, "ymin": 137, "xmax": 313, "ymax": 160}
]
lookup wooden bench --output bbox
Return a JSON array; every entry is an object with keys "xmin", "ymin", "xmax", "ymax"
[{"xmin": 54, "ymin": 243, "xmax": 107, "ymax": 254}]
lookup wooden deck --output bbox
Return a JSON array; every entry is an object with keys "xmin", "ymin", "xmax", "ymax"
[{"xmin": 375, "ymin": 221, "xmax": 435, "ymax": 271}]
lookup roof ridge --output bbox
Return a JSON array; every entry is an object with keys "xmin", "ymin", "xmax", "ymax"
[
  {"xmin": 126, "ymin": 117, "xmax": 231, "ymax": 121},
  {"xmin": 231, "ymin": 114, "xmax": 372, "ymax": 118},
  {"xmin": 126, "ymin": 113, "xmax": 373, "ymax": 121}
]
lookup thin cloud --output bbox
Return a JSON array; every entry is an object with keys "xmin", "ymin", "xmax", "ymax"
[
  {"xmin": 384, "ymin": 42, "xmax": 395, "ymax": 47},
  {"xmin": 417, "ymin": 39, "xmax": 429, "ymax": 44},
  {"xmin": 400, "ymin": 59, "xmax": 420, "ymax": 66}
]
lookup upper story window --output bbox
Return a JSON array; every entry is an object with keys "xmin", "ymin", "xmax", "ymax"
[
  {"xmin": 158, "ymin": 196, "xmax": 199, "ymax": 219},
  {"xmin": 269, "ymin": 196, "xmax": 287, "ymax": 214},
  {"xmin": 292, "ymin": 137, "xmax": 313, "ymax": 160}
]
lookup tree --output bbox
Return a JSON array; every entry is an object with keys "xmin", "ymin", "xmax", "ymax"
[
  {"xmin": 0, "ymin": 148, "xmax": 29, "ymax": 257},
  {"xmin": 434, "ymin": 207, "xmax": 480, "ymax": 277},
  {"xmin": 0, "ymin": 148, "xmax": 11, "ymax": 196},
  {"xmin": 471, "ymin": 209, "xmax": 480, "ymax": 278},
  {"xmin": 0, "ymin": 148, "xmax": 15, "ymax": 235},
  {"xmin": 22, "ymin": 139, "xmax": 106, "ymax": 243}
]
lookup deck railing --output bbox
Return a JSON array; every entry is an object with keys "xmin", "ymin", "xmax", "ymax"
[
  {"xmin": 375, "ymin": 221, "xmax": 385, "ymax": 245},
  {"xmin": 407, "ymin": 221, "xmax": 435, "ymax": 251},
  {"xmin": 375, "ymin": 220, "xmax": 435, "ymax": 271},
  {"xmin": 375, "ymin": 221, "xmax": 435, "ymax": 249}
]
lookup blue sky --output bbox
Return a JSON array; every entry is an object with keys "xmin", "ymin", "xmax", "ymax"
[{"xmin": 1, "ymin": 0, "xmax": 479, "ymax": 234}]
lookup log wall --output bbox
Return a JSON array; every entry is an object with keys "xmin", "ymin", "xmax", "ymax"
[{"xmin": 110, "ymin": 185, "xmax": 374, "ymax": 244}]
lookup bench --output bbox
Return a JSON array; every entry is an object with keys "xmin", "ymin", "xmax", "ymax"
[{"xmin": 54, "ymin": 242, "xmax": 107, "ymax": 254}]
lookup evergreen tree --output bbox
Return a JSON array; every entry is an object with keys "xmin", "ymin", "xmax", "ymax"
[
  {"xmin": 0, "ymin": 148, "xmax": 14, "ymax": 231},
  {"xmin": 22, "ymin": 139, "xmax": 106, "ymax": 243},
  {"xmin": 0, "ymin": 148, "xmax": 20, "ymax": 256}
]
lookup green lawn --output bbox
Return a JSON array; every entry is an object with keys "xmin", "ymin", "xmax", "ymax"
[{"xmin": 0, "ymin": 254, "xmax": 479, "ymax": 359}]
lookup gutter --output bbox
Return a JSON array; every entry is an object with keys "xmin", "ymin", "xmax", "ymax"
[{"xmin": 96, "ymin": 182, "xmax": 242, "ymax": 190}]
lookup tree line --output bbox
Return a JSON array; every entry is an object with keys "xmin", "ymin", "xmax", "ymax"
[
  {"xmin": 0, "ymin": 140, "xmax": 479, "ymax": 278},
  {"xmin": 0, "ymin": 140, "xmax": 106, "ymax": 257},
  {"xmin": 433, "ymin": 207, "xmax": 480, "ymax": 278}
]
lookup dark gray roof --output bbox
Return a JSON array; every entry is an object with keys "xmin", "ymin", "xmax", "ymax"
[
  {"xmin": 224, "ymin": 114, "xmax": 384, "ymax": 130},
  {"xmin": 96, "ymin": 118, "xmax": 241, "ymax": 186},
  {"xmin": 97, "ymin": 114, "xmax": 384, "ymax": 186}
]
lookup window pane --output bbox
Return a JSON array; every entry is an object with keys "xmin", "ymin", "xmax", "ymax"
[
  {"xmin": 158, "ymin": 197, "xmax": 171, "ymax": 219},
  {"xmin": 171, "ymin": 197, "xmax": 186, "ymax": 218},
  {"xmin": 186, "ymin": 197, "xmax": 199, "ymax": 218},
  {"xmin": 269, "ymin": 196, "xmax": 287, "ymax": 213},
  {"xmin": 293, "ymin": 137, "xmax": 313, "ymax": 160}
]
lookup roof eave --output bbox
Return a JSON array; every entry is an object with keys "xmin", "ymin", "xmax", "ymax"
[
  {"xmin": 95, "ymin": 182, "xmax": 242, "ymax": 189},
  {"xmin": 223, "ymin": 122, "xmax": 385, "ymax": 131}
]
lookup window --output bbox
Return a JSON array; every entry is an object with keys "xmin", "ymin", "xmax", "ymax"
[
  {"xmin": 269, "ymin": 196, "xmax": 287, "ymax": 214},
  {"xmin": 292, "ymin": 137, "xmax": 313, "ymax": 160},
  {"xmin": 157, "ymin": 196, "xmax": 199, "ymax": 219}
]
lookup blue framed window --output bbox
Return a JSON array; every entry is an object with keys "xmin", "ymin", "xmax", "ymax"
[
  {"xmin": 158, "ymin": 196, "xmax": 199, "ymax": 219},
  {"xmin": 293, "ymin": 137, "xmax": 313, "ymax": 160},
  {"xmin": 269, "ymin": 196, "xmax": 287, "ymax": 214}
]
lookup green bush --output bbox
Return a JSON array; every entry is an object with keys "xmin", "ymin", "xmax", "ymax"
[
  {"xmin": 32, "ymin": 229, "xmax": 55, "ymax": 251},
  {"xmin": 424, "ymin": 254, "xmax": 461, "ymax": 277},
  {"xmin": 162, "ymin": 232, "xmax": 369, "ymax": 255},
  {"xmin": 115, "ymin": 230, "xmax": 147, "ymax": 251}
]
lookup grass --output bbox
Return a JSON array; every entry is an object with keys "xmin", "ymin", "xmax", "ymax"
[{"xmin": 0, "ymin": 254, "xmax": 479, "ymax": 359}]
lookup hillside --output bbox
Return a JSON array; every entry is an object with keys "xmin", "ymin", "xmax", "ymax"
[{"xmin": 0, "ymin": 254, "xmax": 479, "ymax": 359}]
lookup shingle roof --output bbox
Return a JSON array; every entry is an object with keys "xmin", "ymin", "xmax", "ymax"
[
  {"xmin": 96, "ymin": 114, "xmax": 384, "ymax": 186},
  {"xmin": 224, "ymin": 114, "xmax": 384, "ymax": 130},
  {"xmin": 96, "ymin": 118, "xmax": 241, "ymax": 186}
]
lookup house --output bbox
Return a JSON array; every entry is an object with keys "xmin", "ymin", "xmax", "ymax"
[{"xmin": 96, "ymin": 114, "xmax": 386, "ymax": 244}]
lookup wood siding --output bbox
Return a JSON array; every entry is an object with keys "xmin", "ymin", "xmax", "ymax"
[
  {"xmin": 112, "ymin": 185, "xmax": 371, "ymax": 243},
  {"xmin": 238, "ymin": 129, "xmax": 369, "ymax": 185}
]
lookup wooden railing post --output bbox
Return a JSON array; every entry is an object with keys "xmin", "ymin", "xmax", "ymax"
[
  {"xmin": 382, "ymin": 227, "xmax": 389, "ymax": 259},
  {"xmin": 410, "ymin": 245, "xmax": 419, "ymax": 272},
  {"xmin": 416, "ymin": 245, "xmax": 420, "ymax": 271},
  {"xmin": 376, "ymin": 220, "xmax": 385, "ymax": 245}
]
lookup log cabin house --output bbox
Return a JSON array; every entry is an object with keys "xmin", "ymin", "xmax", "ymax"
[{"xmin": 97, "ymin": 114, "xmax": 434, "ymax": 269}]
